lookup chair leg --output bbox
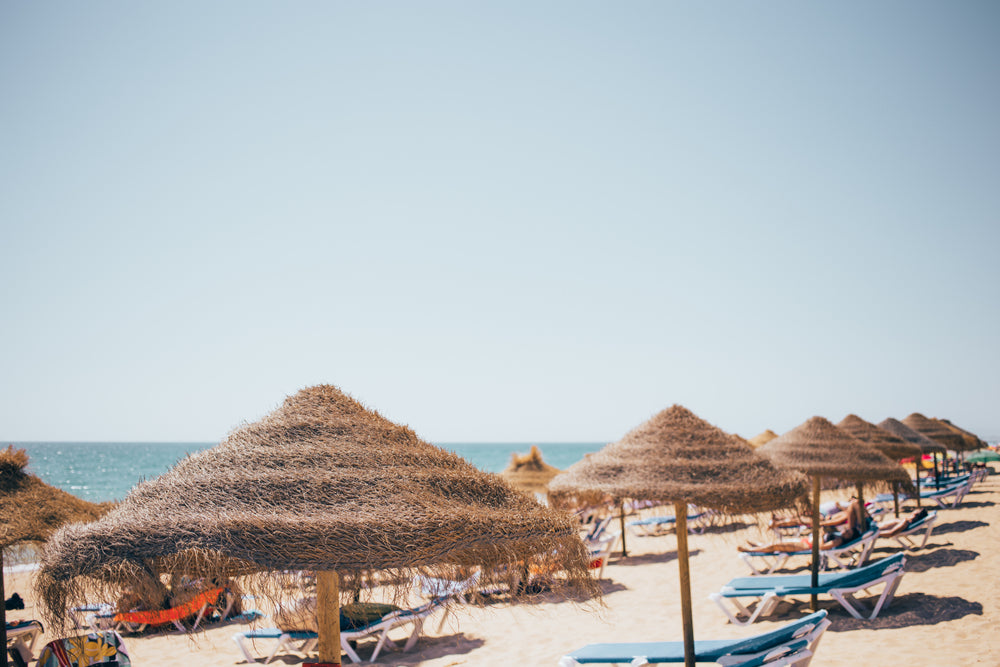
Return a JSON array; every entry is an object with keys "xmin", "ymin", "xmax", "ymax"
[
  {"xmin": 340, "ymin": 634, "xmax": 363, "ymax": 664},
  {"xmin": 403, "ymin": 617, "xmax": 424, "ymax": 652}
]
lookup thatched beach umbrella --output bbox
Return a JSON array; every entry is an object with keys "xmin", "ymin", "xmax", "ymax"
[
  {"xmin": 902, "ymin": 413, "xmax": 972, "ymax": 486},
  {"xmin": 500, "ymin": 445, "xmax": 561, "ymax": 497},
  {"xmin": 902, "ymin": 413, "xmax": 969, "ymax": 451},
  {"xmin": 935, "ymin": 418, "xmax": 988, "ymax": 452},
  {"xmin": 549, "ymin": 405, "xmax": 808, "ymax": 667},
  {"xmin": 37, "ymin": 386, "xmax": 598, "ymax": 666},
  {"xmin": 837, "ymin": 415, "xmax": 921, "ymax": 517},
  {"xmin": 877, "ymin": 418, "xmax": 946, "ymax": 501},
  {"xmin": 747, "ymin": 430, "xmax": 778, "ymax": 448},
  {"xmin": 757, "ymin": 417, "xmax": 911, "ymax": 610},
  {"xmin": 1, "ymin": 446, "xmax": 109, "ymax": 666}
]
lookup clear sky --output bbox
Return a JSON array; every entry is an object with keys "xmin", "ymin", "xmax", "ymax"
[{"xmin": 2, "ymin": 2, "xmax": 998, "ymax": 444}]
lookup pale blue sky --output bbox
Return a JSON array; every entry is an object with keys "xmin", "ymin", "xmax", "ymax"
[{"xmin": 2, "ymin": 2, "xmax": 998, "ymax": 443}]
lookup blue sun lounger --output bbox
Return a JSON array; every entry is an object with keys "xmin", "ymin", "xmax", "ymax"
[
  {"xmin": 233, "ymin": 597, "xmax": 447, "ymax": 664},
  {"xmin": 558, "ymin": 610, "xmax": 829, "ymax": 666},
  {"xmin": 628, "ymin": 510, "xmax": 713, "ymax": 536},
  {"xmin": 711, "ymin": 553, "xmax": 905, "ymax": 626}
]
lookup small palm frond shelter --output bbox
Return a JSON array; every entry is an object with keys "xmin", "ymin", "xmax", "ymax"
[
  {"xmin": 748, "ymin": 430, "xmax": 779, "ymax": 448},
  {"xmin": 2, "ymin": 446, "xmax": 109, "ymax": 658},
  {"xmin": 37, "ymin": 386, "xmax": 598, "ymax": 665},
  {"xmin": 549, "ymin": 405, "xmax": 808, "ymax": 667},
  {"xmin": 757, "ymin": 417, "xmax": 911, "ymax": 609},
  {"xmin": 902, "ymin": 413, "xmax": 971, "ymax": 452},
  {"xmin": 837, "ymin": 415, "xmax": 921, "ymax": 516},
  {"xmin": 500, "ymin": 445, "xmax": 561, "ymax": 496}
]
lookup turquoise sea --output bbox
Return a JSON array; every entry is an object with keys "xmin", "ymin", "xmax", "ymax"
[{"xmin": 10, "ymin": 441, "xmax": 605, "ymax": 503}]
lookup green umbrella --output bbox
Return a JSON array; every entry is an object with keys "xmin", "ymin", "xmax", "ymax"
[{"xmin": 966, "ymin": 450, "xmax": 1000, "ymax": 463}]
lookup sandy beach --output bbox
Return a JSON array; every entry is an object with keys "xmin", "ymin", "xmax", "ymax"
[{"xmin": 7, "ymin": 466, "xmax": 998, "ymax": 666}]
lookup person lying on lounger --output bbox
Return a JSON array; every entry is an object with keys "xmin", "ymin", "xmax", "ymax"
[
  {"xmin": 877, "ymin": 508, "xmax": 929, "ymax": 538},
  {"xmin": 769, "ymin": 498, "xmax": 866, "ymax": 530},
  {"xmin": 742, "ymin": 499, "xmax": 867, "ymax": 553}
]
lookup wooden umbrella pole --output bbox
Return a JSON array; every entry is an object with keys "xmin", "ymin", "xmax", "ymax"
[
  {"xmin": 915, "ymin": 467, "xmax": 921, "ymax": 509},
  {"xmin": 810, "ymin": 476, "xmax": 820, "ymax": 611},
  {"xmin": 2, "ymin": 549, "xmax": 8, "ymax": 667},
  {"xmin": 619, "ymin": 501, "xmax": 628, "ymax": 558},
  {"xmin": 674, "ymin": 501, "xmax": 695, "ymax": 667},
  {"xmin": 854, "ymin": 482, "xmax": 864, "ymax": 512},
  {"xmin": 316, "ymin": 570, "xmax": 341, "ymax": 667},
  {"xmin": 893, "ymin": 482, "xmax": 900, "ymax": 518},
  {"xmin": 934, "ymin": 453, "xmax": 940, "ymax": 490}
]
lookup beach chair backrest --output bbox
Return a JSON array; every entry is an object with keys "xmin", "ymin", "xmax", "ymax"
[
  {"xmin": 721, "ymin": 610, "xmax": 827, "ymax": 657},
  {"xmin": 37, "ymin": 630, "xmax": 132, "ymax": 667},
  {"xmin": 822, "ymin": 553, "xmax": 904, "ymax": 589}
]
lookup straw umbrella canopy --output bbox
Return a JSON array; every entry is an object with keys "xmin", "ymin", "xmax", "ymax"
[
  {"xmin": 500, "ymin": 445, "xmax": 561, "ymax": 496},
  {"xmin": 37, "ymin": 386, "xmax": 598, "ymax": 666},
  {"xmin": 935, "ymin": 418, "xmax": 988, "ymax": 451},
  {"xmin": 549, "ymin": 405, "xmax": 808, "ymax": 667},
  {"xmin": 877, "ymin": 418, "xmax": 947, "ymax": 500},
  {"xmin": 2, "ymin": 446, "xmax": 109, "ymax": 665},
  {"xmin": 902, "ymin": 413, "xmax": 970, "ymax": 451},
  {"xmin": 757, "ymin": 417, "xmax": 912, "ymax": 609},
  {"xmin": 747, "ymin": 430, "xmax": 779, "ymax": 449},
  {"xmin": 836, "ymin": 415, "xmax": 922, "ymax": 516},
  {"xmin": 877, "ymin": 418, "xmax": 946, "ymax": 455}
]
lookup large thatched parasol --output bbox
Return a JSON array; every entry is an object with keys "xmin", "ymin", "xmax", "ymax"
[
  {"xmin": 757, "ymin": 417, "xmax": 911, "ymax": 609},
  {"xmin": 549, "ymin": 405, "xmax": 807, "ymax": 667},
  {"xmin": 837, "ymin": 415, "xmax": 921, "ymax": 516},
  {"xmin": 2, "ymin": 446, "xmax": 109, "ymax": 665},
  {"xmin": 500, "ymin": 445, "xmax": 561, "ymax": 497},
  {"xmin": 37, "ymin": 386, "xmax": 598, "ymax": 666},
  {"xmin": 877, "ymin": 418, "xmax": 946, "ymax": 500},
  {"xmin": 747, "ymin": 430, "xmax": 779, "ymax": 448}
]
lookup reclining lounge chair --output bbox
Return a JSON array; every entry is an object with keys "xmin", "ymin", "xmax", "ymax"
[
  {"xmin": 558, "ymin": 609, "xmax": 829, "ymax": 666},
  {"xmin": 6, "ymin": 619, "xmax": 44, "ymax": 667},
  {"xmin": 233, "ymin": 596, "xmax": 447, "ymax": 664},
  {"xmin": 711, "ymin": 553, "xmax": 905, "ymax": 626}
]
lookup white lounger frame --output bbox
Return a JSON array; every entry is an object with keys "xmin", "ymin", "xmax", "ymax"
[{"xmin": 711, "ymin": 558, "xmax": 905, "ymax": 627}]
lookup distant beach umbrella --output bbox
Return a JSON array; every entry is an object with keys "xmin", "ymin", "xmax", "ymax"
[
  {"xmin": 37, "ymin": 386, "xmax": 598, "ymax": 666},
  {"xmin": 878, "ymin": 417, "xmax": 947, "ymax": 499},
  {"xmin": 757, "ymin": 417, "xmax": 911, "ymax": 609},
  {"xmin": 837, "ymin": 415, "xmax": 921, "ymax": 517},
  {"xmin": 877, "ymin": 418, "xmax": 947, "ymax": 455},
  {"xmin": 549, "ymin": 405, "xmax": 808, "ymax": 667},
  {"xmin": 902, "ymin": 413, "xmax": 971, "ymax": 452},
  {"xmin": 934, "ymin": 418, "xmax": 988, "ymax": 451},
  {"xmin": 1, "ymin": 446, "xmax": 109, "ymax": 665},
  {"xmin": 748, "ymin": 430, "xmax": 779, "ymax": 448},
  {"xmin": 500, "ymin": 445, "xmax": 561, "ymax": 496},
  {"xmin": 966, "ymin": 450, "xmax": 1000, "ymax": 463}
]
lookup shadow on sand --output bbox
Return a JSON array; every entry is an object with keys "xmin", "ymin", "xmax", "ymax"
[
  {"xmin": 321, "ymin": 633, "xmax": 487, "ymax": 666},
  {"xmin": 949, "ymin": 499, "xmax": 995, "ymax": 509},
  {"xmin": 931, "ymin": 519, "xmax": 990, "ymax": 536},
  {"xmin": 612, "ymin": 548, "xmax": 702, "ymax": 567},
  {"xmin": 901, "ymin": 547, "xmax": 979, "ymax": 573},
  {"xmin": 827, "ymin": 592, "xmax": 983, "ymax": 631},
  {"xmin": 755, "ymin": 593, "xmax": 982, "ymax": 633}
]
